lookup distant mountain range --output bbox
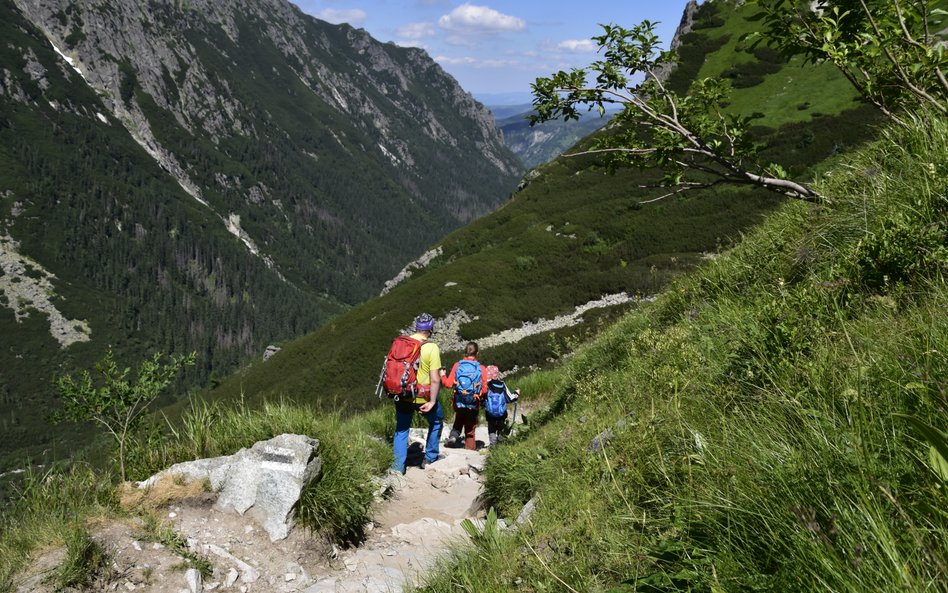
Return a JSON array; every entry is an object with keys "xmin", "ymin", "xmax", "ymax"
[
  {"xmin": 489, "ymin": 103, "xmax": 618, "ymax": 169},
  {"xmin": 0, "ymin": 0, "xmax": 521, "ymax": 465}
]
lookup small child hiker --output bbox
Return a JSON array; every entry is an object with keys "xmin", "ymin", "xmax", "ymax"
[
  {"xmin": 483, "ymin": 365, "xmax": 519, "ymax": 446},
  {"xmin": 442, "ymin": 342, "xmax": 487, "ymax": 450}
]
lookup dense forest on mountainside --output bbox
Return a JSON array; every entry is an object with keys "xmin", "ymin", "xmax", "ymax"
[
  {"xmin": 207, "ymin": 0, "xmax": 881, "ymax": 415},
  {"xmin": 0, "ymin": 0, "xmax": 520, "ymax": 467}
]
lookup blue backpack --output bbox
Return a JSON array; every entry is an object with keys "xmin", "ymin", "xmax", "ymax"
[
  {"xmin": 453, "ymin": 359, "xmax": 482, "ymax": 409},
  {"xmin": 484, "ymin": 380, "xmax": 507, "ymax": 417}
]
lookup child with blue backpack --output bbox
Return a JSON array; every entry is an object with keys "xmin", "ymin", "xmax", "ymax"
[
  {"xmin": 483, "ymin": 365, "xmax": 520, "ymax": 446},
  {"xmin": 442, "ymin": 342, "xmax": 487, "ymax": 450}
]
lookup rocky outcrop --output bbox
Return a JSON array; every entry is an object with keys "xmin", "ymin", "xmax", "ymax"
[
  {"xmin": 0, "ymin": 233, "xmax": 91, "ymax": 348},
  {"xmin": 651, "ymin": 0, "xmax": 701, "ymax": 83},
  {"xmin": 380, "ymin": 247, "xmax": 443, "ymax": 296},
  {"xmin": 139, "ymin": 434, "xmax": 322, "ymax": 541}
]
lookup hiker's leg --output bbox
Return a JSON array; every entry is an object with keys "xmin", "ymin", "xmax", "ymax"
[
  {"xmin": 423, "ymin": 400, "xmax": 444, "ymax": 462},
  {"xmin": 449, "ymin": 412, "xmax": 464, "ymax": 446},
  {"xmin": 463, "ymin": 410, "xmax": 477, "ymax": 450},
  {"xmin": 391, "ymin": 406, "xmax": 414, "ymax": 474},
  {"xmin": 487, "ymin": 415, "xmax": 501, "ymax": 446}
]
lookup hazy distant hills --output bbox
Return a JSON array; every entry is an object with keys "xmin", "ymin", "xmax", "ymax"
[
  {"xmin": 490, "ymin": 103, "xmax": 616, "ymax": 169},
  {"xmin": 0, "ymin": 0, "xmax": 521, "ymax": 465}
]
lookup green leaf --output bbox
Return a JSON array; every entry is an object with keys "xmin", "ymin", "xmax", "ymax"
[
  {"xmin": 930, "ymin": 446, "xmax": 948, "ymax": 482},
  {"xmin": 897, "ymin": 414, "xmax": 948, "ymax": 482}
]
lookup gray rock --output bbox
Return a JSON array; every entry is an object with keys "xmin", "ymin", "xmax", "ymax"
[
  {"xmin": 223, "ymin": 568, "xmax": 239, "ymax": 588},
  {"xmin": 139, "ymin": 434, "xmax": 321, "ymax": 541},
  {"xmin": 185, "ymin": 568, "xmax": 202, "ymax": 593},
  {"xmin": 263, "ymin": 345, "xmax": 281, "ymax": 361},
  {"xmin": 516, "ymin": 495, "xmax": 538, "ymax": 526},
  {"xmin": 587, "ymin": 428, "xmax": 614, "ymax": 454}
]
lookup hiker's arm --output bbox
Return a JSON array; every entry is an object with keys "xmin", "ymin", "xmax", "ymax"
[{"xmin": 419, "ymin": 369, "xmax": 441, "ymax": 413}]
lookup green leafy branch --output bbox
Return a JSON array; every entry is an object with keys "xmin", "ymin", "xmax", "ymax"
[
  {"xmin": 531, "ymin": 21, "xmax": 822, "ymax": 203},
  {"xmin": 52, "ymin": 349, "xmax": 196, "ymax": 481}
]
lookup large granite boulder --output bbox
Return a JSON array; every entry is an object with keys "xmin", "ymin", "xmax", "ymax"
[{"xmin": 139, "ymin": 434, "xmax": 322, "ymax": 541}]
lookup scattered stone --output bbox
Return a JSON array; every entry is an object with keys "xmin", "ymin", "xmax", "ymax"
[
  {"xmin": 304, "ymin": 578, "xmax": 337, "ymax": 593},
  {"xmin": 285, "ymin": 573, "xmax": 297, "ymax": 582},
  {"xmin": 263, "ymin": 345, "xmax": 281, "ymax": 361},
  {"xmin": 124, "ymin": 582, "xmax": 137, "ymax": 591},
  {"xmin": 132, "ymin": 540, "xmax": 142, "ymax": 551},
  {"xmin": 587, "ymin": 428, "xmax": 614, "ymax": 454},
  {"xmin": 185, "ymin": 568, "xmax": 202, "ymax": 593},
  {"xmin": 224, "ymin": 568, "xmax": 239, "ymax": 588},
  {"xmin": 516, "ymin": 495, "xmax": 538, "ymax": 526}
]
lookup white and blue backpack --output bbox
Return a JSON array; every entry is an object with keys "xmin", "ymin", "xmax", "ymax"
[{"xmin": 484, "ymin": 380, "xmax": 508, "ymax": 418}]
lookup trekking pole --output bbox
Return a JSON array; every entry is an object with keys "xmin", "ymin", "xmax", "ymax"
[{"xmin": 375, "ymin": 358, "xmax": 386, "ymax": 399}]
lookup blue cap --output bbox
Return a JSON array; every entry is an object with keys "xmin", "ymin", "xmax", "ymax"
[{"xmin": 414, "ymin": 312, "xmax": 435, "ymax": 332}]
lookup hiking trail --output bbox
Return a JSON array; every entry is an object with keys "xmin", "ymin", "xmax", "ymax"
[
  {"xmin": 14, "ymin": 425, "xmax": 498, "ymax": 593},
  {"xmin": 306, "ymin": 425, "xmax": 493, "ymax": 593}
]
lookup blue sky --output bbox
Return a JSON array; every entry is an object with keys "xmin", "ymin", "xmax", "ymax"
[{"xmin": 291, "ymin": 1, "xmax": 692, "ymax": 102}]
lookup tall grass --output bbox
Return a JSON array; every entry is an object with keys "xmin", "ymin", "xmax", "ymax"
[
  {"xmin": 416, "ymin": 112, "xmax": 948, "ymax": 592},
  {"xmin": 0, "ymin": 465, "xmax": 117, "ymax": 593}
]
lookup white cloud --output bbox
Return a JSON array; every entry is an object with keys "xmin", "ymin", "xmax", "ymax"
[
  {"xmin": 396, "ymin": 21, "xmax": 436, "ymax": 39},
  {"xmin": 314, "ymin": 8, "xmax": 367, "ymax": 26},
  {"xmin": 434, "ymin": 55, "xmax": 521, "ymax": 68},
  {"xmin": 396, "ymin": 40, "xmax": 431, "ymax": 50},
  {"xmin": 557, "ymin": 39, "xmax": 598, "ymax": 52},
  {"xmin": 438, "ymin": 4, "xmax": 525, "ymax": 33}
]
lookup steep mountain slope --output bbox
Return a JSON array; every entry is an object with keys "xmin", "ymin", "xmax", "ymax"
[
  {"xmin": 496, "ymin": 107, "xmax": 614, "ymax": 169},
  {"xmin": 0, "ymin": 0, "xmax": 521, "ymax": 465},
  {"xmin": 207, "ymin": 0, "xmax": 880, "ymax": 413}
]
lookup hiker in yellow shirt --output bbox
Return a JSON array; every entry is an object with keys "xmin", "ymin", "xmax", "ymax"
[{"xmin": 390, "ymin": 313, "xmax": 443, "ymax": 474}]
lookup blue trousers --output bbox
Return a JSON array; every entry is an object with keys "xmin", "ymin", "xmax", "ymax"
[{"xmin": 391, "ymin": 400, "xmax": 444, "ymax": 474}]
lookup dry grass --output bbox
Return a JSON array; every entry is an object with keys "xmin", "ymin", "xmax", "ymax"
[{"xmin": 116, "ymin": 475, "xmax": 209, "ymax": 512}]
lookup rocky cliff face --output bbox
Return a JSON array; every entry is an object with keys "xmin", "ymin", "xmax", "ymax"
[
  {"xmin": 11, "ymin": 0, "xmax": 519, "ymax": 229},
  {"xmin": 0, "ymin": 0, "xmax": 521, "ymax": 465},
  {"xmin": 651, "ymin": 0, "xmax": 700, "ymax": 83}
]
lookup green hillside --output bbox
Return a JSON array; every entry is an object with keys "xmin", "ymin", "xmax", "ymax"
[
  {"xmin": 206, "ymin": 0, "xmax": 879, "ymax": 414},
  {"xmin": 419, "ymin": 108, "xmax": 948, "ymax": 593},
  {"xmin": 3, "ymin": 1, "xmax": 947, "ymax": 590}
]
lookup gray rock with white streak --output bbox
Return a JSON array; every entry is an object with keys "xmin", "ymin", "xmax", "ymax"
[{"xmin": 139, "ymin": 434, "xmax": 321, "ymax": 541}]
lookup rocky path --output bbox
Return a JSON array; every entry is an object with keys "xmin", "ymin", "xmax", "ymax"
[
  {"xmin": 304, "ymin": 425, "xmax": 491, "ymax": 593},
  {"xmin": 13, "ymin": 426, "xmax": 497, "ymax": 593}
]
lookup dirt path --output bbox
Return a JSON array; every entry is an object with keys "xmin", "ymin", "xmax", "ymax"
[{"xmin": 304, "ymin": 425, "xmax": 491, "ymax": 593}]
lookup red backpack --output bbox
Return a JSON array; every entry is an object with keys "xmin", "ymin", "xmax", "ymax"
[{"xmin": 378, "ymin": 335, "xmax": 427, "ymax": 399}]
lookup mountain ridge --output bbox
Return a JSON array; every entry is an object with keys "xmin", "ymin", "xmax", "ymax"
[{"xmin": 0, "ymin": 0, "xmax": 521, "ymax": 466}]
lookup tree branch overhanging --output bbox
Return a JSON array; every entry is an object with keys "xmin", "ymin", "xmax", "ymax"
[{"xmin": 531, "ymin": 21, "xmax": 823, "ymax": 203}]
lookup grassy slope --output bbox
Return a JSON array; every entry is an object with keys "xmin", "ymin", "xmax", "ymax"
[
  {"xmin": 692, "ymin": 0, "xmax": 860, "ymax": 128},
  {"xmin": 418, "ymin": 111, "xmax": 948, "ymax": 593},
  {"xmin": 202, "ymin": 0, "xmax": 878, "ymax": 415}
]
